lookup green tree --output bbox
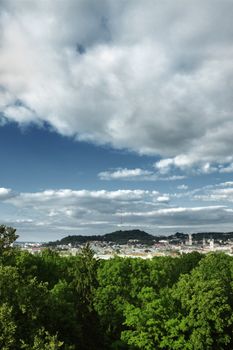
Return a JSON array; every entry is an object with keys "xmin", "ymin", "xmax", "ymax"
[
  {"xmin": 121, "ymin": 253, "xmax": 225, "ymax": 350},
  {"xmin": 0, "ymin": 265, "xmax": 52, "ymax": 348},
  {"xmin": 122, "ymin": 286, "xmax": 176, "ymax": 350},
  {"xmin": 0, "ymin": 225, "xmax": 18, "ymax": 254},
  {"xmin": 74, "ymin": 244, "xmax": 99, "ymax": 308},
  {"xmin": 48, "ymin": 279, "xmax": 82, "ymax": 347},
  {"xmin": 162, "ymin": 253, "xmax": 233, "ymax": 350},
  {"xmin": 0, "ymin": 303, "xmax": 17, "ymax": 350},
  {"xmin": 20, "ymin": 328, "xmax": 64, "ymax": 350},
  {"xmin": 95, "ymin": 257, "xmax": 152, "ymax": 349},
  {"xmin": 71, "ymin": 244, "xmax": 103, "ymax": 349}
]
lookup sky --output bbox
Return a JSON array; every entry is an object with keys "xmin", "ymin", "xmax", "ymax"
[{"xmin": 1, "ymin": 0, "xmax": 233, "ymax": 241}]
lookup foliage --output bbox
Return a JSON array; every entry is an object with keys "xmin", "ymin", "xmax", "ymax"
[
  {"xmin": 20, "ymin": 328, "xmax": 64, "ymax": 350},
  {"xmin": 0, "ymin": 225, "xmax": 18, "ymax": 254},
  {"xmin": 1, "ymin": 226, "xmax": 233, "ymax": 349},
  {"xmin": 0, "ymin": 303, "xmax": 17, "ymax": 350}
]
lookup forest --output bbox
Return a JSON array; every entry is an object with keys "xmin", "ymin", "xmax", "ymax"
[{"xmin": 1, "ymin": 225, "xmax": 233, "ymax": 349}]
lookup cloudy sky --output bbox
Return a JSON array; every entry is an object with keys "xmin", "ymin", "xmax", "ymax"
[{"xmin": 1, "ymin": 0, "xmax": 233, "ymax": 241}]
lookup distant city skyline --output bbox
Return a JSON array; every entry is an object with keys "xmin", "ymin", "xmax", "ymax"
[{"xmin": 1, "ymin": 0, "xmax": 233, "ymax": 241}]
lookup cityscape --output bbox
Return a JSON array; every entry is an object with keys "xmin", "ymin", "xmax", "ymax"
[{"xmin": 17, "ymin": 230, "xmax": 233, "ymax": 258}]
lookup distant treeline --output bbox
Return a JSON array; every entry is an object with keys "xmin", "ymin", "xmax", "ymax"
[
  {"xmin": 47, "ymin": 229, "xmax": 233, "ymax": 246},
  {"xmin": 47, "ymin": 229, "xmax": 156, "ymax": 246}
]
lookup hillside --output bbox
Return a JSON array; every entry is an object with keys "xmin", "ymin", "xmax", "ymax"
[
  {"xmin": 47, "ymin": 229, "xmax": 155, "ymax": 246},
  {"xmin": 47, "ymin": 229, "xmax": 233, "ymax": 247}
]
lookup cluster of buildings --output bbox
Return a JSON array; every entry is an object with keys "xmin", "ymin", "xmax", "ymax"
[{"xmin": 16, "ymin": 233, "xmax": 233, "ymax": 258}]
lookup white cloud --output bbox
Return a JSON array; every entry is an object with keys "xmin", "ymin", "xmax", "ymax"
[
  {"xmin": 98, "ymin": 167, "xmax": 186, "ymax": 181},
  {"xmin": 0, "ymin": 188, "xmax": 166, "ymax": 239},
  {"xmin": 154, "ymin": 155, "xmax": 203, "ymax": 175},
  {"xmin": 0, "ymin": 0, "xmax": 233, "ymax": 170},
  {"xmin": 117, "ymin": 205, "xmax": 233, "ymax": 227},
  {"xmin": 157, "ymin": 196, "xmax": 170, "ymax": 203},
  {"xmin": 98, "ymin": 168, "xmax": 153, "ymax": 180},
  {"xmin": 0, "ymin": 187, "xmax": 15, "ymax": 200},
  {"xmin": 164, "ymin": 175, "xmax": 186, "ymax": 181},
  {"xmin": 154, "ymin": 158, "xmax": 174, "ymax": 174},
  {"xmin": 220, "ymin": 182, "xmax": 233, "ymax": 187},
  {"xmin": 1, "ymin": 186, "xmax": 233, "ymax": 240},
  {"xmin": 189, "ymin": 181, "xmax": 233, "ymax": 203},
  {"xmin": 177, "ymin": 184, "xmax": 188, "ymax": 190},
  {"xmin": 3, "ymin": 105, "xmax": 36, "ymax": 124},
  {"xmin": 219, "ymin": 163, "xmax": 233, "ymax": 173},
  {"xmin": 154, "ymin": 156, "xmax": 230, "ymax": 176},
  {"xmin": 195, "ymin": 187, "xmax": 233, "ymax": 203}
]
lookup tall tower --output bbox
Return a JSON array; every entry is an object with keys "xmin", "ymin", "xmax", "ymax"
[
  {"xmin": 210, "ymin": 238, "xmax": 214, "ymax": 251},
  {"xmin": 188, "ymin": 233, "xmax": 192, "ymax": 246}
]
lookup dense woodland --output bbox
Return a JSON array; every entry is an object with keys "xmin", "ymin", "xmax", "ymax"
[{"xmin": 1, "ymin": 225, "xmax": 233, "ymax": 349}]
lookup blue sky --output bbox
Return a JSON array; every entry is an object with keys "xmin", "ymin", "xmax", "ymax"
[{"xmin": 1, "ymin": 0, "xmax": 233, "ymax": 241}]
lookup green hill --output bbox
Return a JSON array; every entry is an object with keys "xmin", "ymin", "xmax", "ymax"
[
  {"xmin": 47, "ymin": 229, "xmax": 155, "ymax": 246},
  {"xmin": 47, "ymin": 230, "xmax": 233, "ymax": 247}
]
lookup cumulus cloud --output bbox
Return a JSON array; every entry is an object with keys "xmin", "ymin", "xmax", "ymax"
[
  {"xmin": 98, "ymin": 167, "xmax": 186, "ymax": 181},
  {"xmin": 195, "ymin": 184, "xmax": 233, "ymax": 203},
  {"xmin": 98, "ymin": 168, "xmax": 153, "ymax": 180},
  {"xmin": 154, "ymin": 156, "xmax": 220, "ymax": 175},
  {"xmin": 1, "ymin": 186, "xmax": 233, "ymax": 240},
  {"xmin": 0, "ymin": 188, "xmax": 168, "ymax": 239},
  {"xmin": 6, "ymin": 189, "xmax": 162, "ymax": 223},
  {"xmin": 0, "ymin": 187, "xmax": 15, "ymax": 200},
  {"xmin": 170, "ymin": 181, "xmax": 233, "ymax": 203},
  {"xmin": 0, "ymin": 0, "xmax": 233, "ymax": 170},
  {"xmin": 154, "ymin": 157, "xmax": 233, "ymax": 176},
  {"xmin": 157, "ymin": 196, "xmax": 170, "ymax": 203},
  {"xmin": 114, "ymin": 205, "xmax": 233, "ymax": 229}
]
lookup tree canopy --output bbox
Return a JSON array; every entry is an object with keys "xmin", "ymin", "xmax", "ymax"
[
  {"xmin": 0, "ymin": 225, "xmax": 18, "ymax": 254},
  {"xmin": 1, "ymin": 226, "xmax": 233, "ymax": 349}
]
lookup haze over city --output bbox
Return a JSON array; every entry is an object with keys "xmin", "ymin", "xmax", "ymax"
[{"xmin": 1, "ymin": 0, "xmax": 233, "ymax": 241}]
